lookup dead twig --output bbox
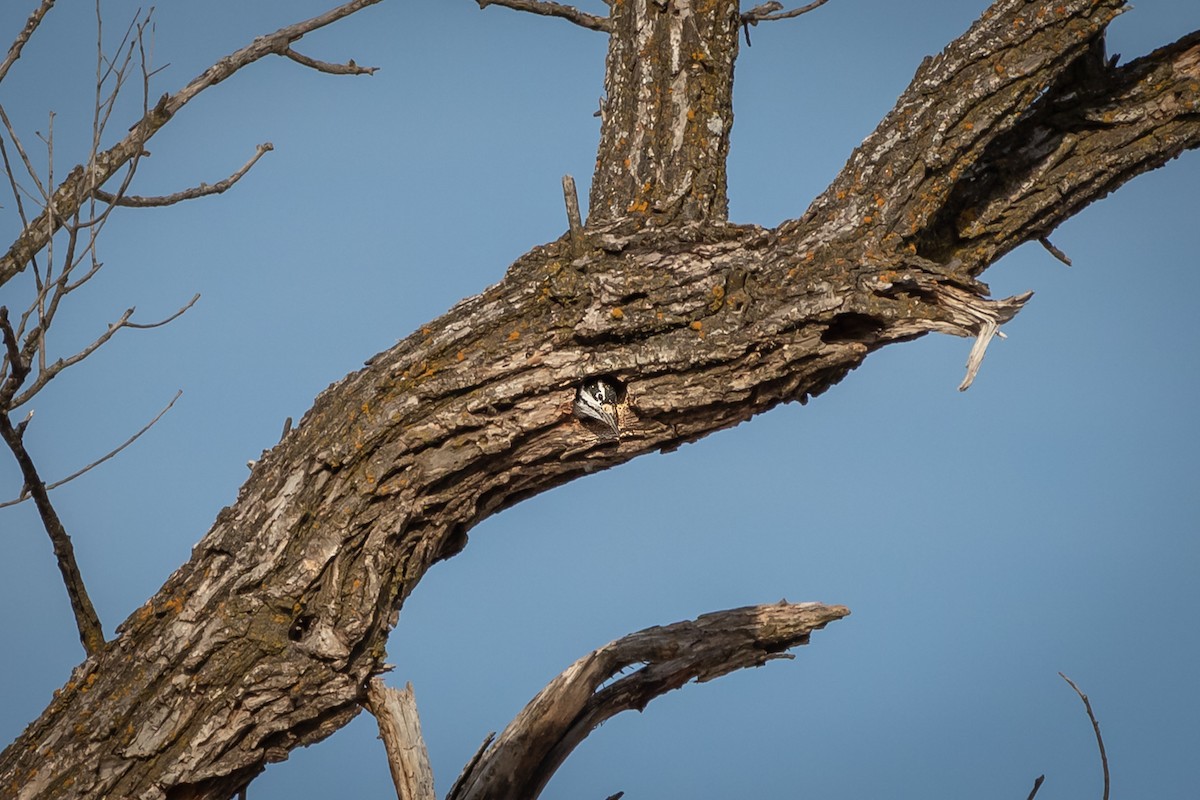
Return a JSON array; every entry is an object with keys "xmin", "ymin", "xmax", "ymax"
[
  {"xmin": 93, "ymin": 140, "xmax": 269, "ymax": 208},
  {"xmin": 1060, "ymin": 673, "xmax": 1109, "ymax": 800},
  {"xmin": 740, "ymin": 0, "xmax": 829, "ymax": 44},
  {"xmin": 0, "ymin": 389, "xmax": 183, "ymax": 509},
  {"xmin": 9, "ymin": 294, "xmax": 198, "ymax": 408},
  {"xmin": 281, "ymin": 48, "xmax": 377, "ymax": 76},
  {"xmin": 1026, "ymin": 774, "xmax": 1046, "ymax": 800},
  {"xmin": 477, "ymin": 0, "xmax": 610, "ymax": 32},
  {"xmin": 0, "ymin": 0, "xmax": 56, "ymax": 84},
  {"xmin": 1039, "ymin": 237, "xmax": 1073, "ymax": 266}
]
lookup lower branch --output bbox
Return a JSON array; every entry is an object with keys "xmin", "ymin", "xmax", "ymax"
[
  {"xmin": 0, "ymin": 410, "xmax": 104, "ymax": 656},
  {"xmin": 449, "ymin": 601, "xmax": 849, "ymax": 800}
]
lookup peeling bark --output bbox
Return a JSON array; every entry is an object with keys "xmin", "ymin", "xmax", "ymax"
[{"xmin": 0, "ymin": 1, "xmax": 1197, "ymax": 798}]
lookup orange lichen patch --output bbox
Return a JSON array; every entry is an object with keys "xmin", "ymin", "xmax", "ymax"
[
  {"xmin": 711, "ymin": 283, "xmax": 725, "ymax": 300},
  {"xmin": 786, "ymin": 266, "xmax": 797, "ymax": 279},
  {"xmin": 508, "ymin": 329, "xmax": 521, "ymax": 341},
  {"xmin": 863, "ymin": 215, "xmax": 874, "ymax": 224},
  {"xmin": 456, "ymin": 350, "xmax": 465, "ymax": 362},
  {"xmin": 624, "ymin": 157, "xmax": 631, "ymax": 169},
  {"xmin": 420, "ymin": 361, "xmax": 437, "ymax": 378},
  {"xmin": 994, "ymin": 61, "xmax": 1006, "ymax": 75},
  {"xmin": 421, "ymin": 325, "xmax": 432, "ymax": 337},
  {"xmin": 628, "ymin": 199, "xmax": 650, "ymax": 213},
  {"xmin": 687, "ymin": 108, "xmax": 696, "ymax": 120},
  {"xmin": 963, "ymin": 121, "xmax": 974, "ymax": 130},
  {"xmin": 690, "ymin": 321, "xmax": 705, "ymax": 338},
  {"xmin": 878, "ymin": 269, "xmax": 900, "ymax": 283},
  {"xmin": 360, "ymin": 402, "xmax": 370, "ymax": 415},
  {"xmin": 874, "ymin": 194, "xmax": 886, "ymax": 207},
  {"xmin": 611, "ymin": 307, "xmax": 625, "ymax": 319}
]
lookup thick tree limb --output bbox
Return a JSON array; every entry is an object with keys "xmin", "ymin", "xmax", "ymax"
[
  {"xmin": 0, "ymin": 0, "xmax": 382, "ymax": 289},
  {"xmin": 449, "ymin": 602, "xmax": 848, "ymax": 800},
  {"xmin": 476, "ymin": 0, "xmax": 610, "ymax": 33},
  {"xmin": 0, "ymin": 1, "xmax": 1196, "ymax": 798}
]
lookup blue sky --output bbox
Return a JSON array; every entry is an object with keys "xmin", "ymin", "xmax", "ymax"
[{"xmin": 1, "ymin": 1, "xmax": 1197, "ymax": 798}]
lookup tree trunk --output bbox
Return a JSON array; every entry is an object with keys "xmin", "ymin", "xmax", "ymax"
[
  {"xmin": 589, "ymin": 0, "xmax": 739, "ymax": 225},
  {"xmin": 0, "ymin": 1, "xmax": 1197, "ymax": 798}
]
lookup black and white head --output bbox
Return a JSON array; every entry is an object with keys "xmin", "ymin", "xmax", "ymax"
[{"xmin": 574, "ymin": 378, "xmax": 621, "ymax": 436}]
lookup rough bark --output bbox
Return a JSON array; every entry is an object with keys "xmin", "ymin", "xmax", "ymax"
[
  {"xmin": 589, "ymin": 0, "xmax": 739, "ymax": 225},
  {"xmin": 366, "ymin": 680, "xmax": 436, "ymax": 800},
  {"xmin": 0, "ymin": 1, "xmax": 1197, "ymax": 799}
]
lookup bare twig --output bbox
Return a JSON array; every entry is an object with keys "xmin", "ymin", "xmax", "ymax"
[
  {"xmin": 448, "ymin": 601, "xmax": 848, "ymax": 800},
  {"xmin": 92, "ymin": 145, "xmax": 273, "ymax": 207},
  {"xmin": 0, "ymin": 0, "xmax": 56, "ymax": 85},
  {"xmin": 1060, "ymin": 673, "xmax": 1109, "ymax": 800},
  {"xmin": 281, "ymin": 48, "xmax": 377, "ymax": 76},
  {"xmin": 477, "ymin": 0, "xmax": 610, "ymax": 32},
  {"xmin": 1026, "ymin": 774, "xmax": 1046, "ymax": 800},
  {"xmin": 124, "ymin": 293, "xmax": 199, "ymax": 329},
  {"xmin": 11, "ymin": 294, "xmax": 198, "ymax": 407},
  {"xmin": 366, "ymin": 679, "xmax": 436, "ymax": 800},
  {"xmin": 742, "ymin": 0, "xmax": 829, "ymax": 22},
  {"xmin": 0, "ymin": 0, "xmax": 385, "ymax": 289},
  {"xmin": 562, "ymin": 174, "xmax": 584, "ymax": 255},
  {"xmin": 0, "ymin": 390, "xmax": 183, "ymax": 509},
  {"xmin": 1039, "ymin": 237, "xmax": 1073, "ymax": 266}
]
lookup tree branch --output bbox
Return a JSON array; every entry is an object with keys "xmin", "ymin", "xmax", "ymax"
[
  {"xmin": 0, "ymin": 390, "xmax": 182, "ymax": 509},
  {"xmin": 476, "ymin": 0, "xmax": 611, "ymax": 33},
  {"xmin": 0, "ymin": 0, "xmax": 384, "ymax": 289},
  {"xmin": 743, "ymin": 0, "xmax": 829, "ymax": 23},
  {"xmin": 449, "ymin": 602, "xmax": 849, "ymax": 800},
  {"xmin": 281, "ymin": 48, "xmax": 379, "ymax": 76},
  {"xmin": 0, "ymin": 361, "xmax": 105, "ymax": 657},
  {"xmin": 0, "ymin": 0, "xmax": 55, "ymax": 85},
  {"xmin": 366, "ymin": 680, "xmax": 436, "ymax": 800},
  {"xmin": 91, "ymin": 144, "xmax": 274, "ymax": 207},
  {"xmin": 1060, "ymin": 673, "xmax": 1109, "ymax": 800}
]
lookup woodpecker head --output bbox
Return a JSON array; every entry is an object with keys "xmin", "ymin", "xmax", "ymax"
[{"xmin": 574, "ymin": 377, "xmax": 621, "ymax": 436}]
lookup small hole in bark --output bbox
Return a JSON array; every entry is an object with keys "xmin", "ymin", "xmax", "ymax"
[
  {"xmin": 822, "ymin": 313, "xmax": 884, "ymax": 344},
  {"xmin": 288, "ymin": 613, "xmax": 316, "ymax": 641}
]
